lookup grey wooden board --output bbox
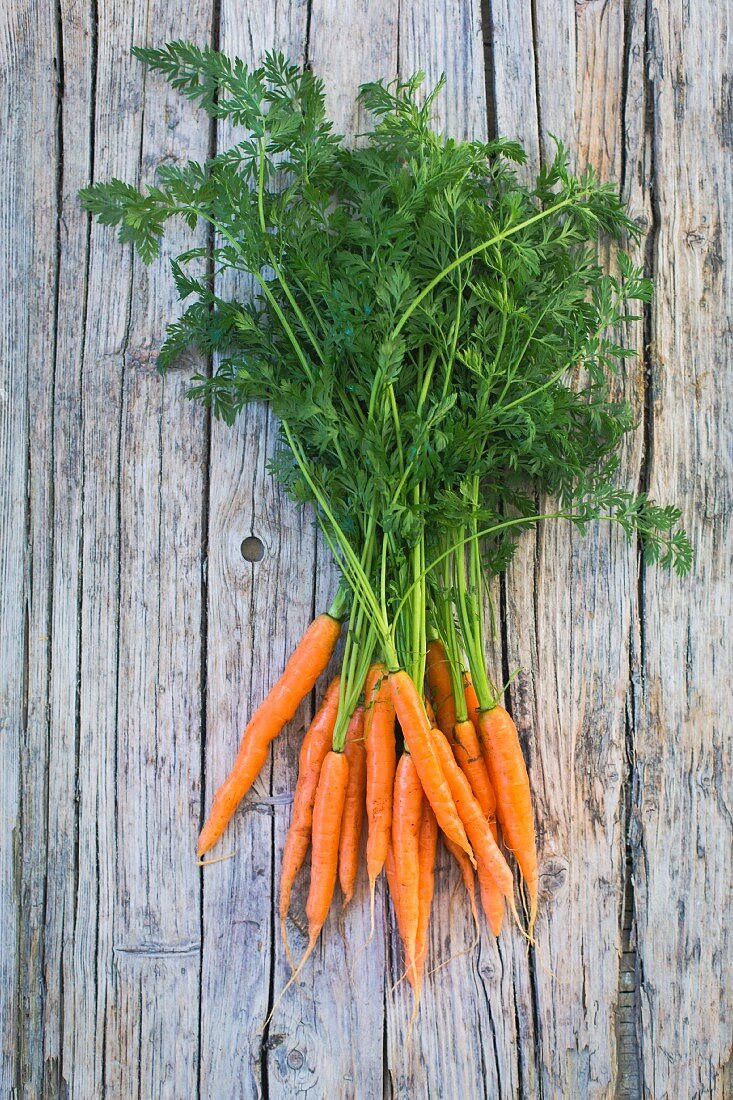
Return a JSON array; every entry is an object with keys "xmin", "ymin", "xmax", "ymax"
[{"xmin": 2, "ymin": 0, "xmax": 731, "ymax": 1097}]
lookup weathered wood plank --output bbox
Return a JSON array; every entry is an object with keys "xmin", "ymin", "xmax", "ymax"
[
  {"xmin": 0, "ymin": 1, "xmax": 59, "ymax": 1094},
  {"xmin": 43, "ymin": 1, "xmax": 212, "ymax": 1094},
  {"xmin": 494, "ymin": 2, "xmax": 646, "ymax": 1095},
  {"xmin": 198, "ymin": 5, "xmax": 314, "ymax": 1097},
  {"xmin": 267, "ymin": 5, "xmax": 396, "ymax": 1096},
  {"xmin": 635, "ymin": 3, "xmax": 733, "ymax": 1096},
  {"xmin": 103, "ymin": 7, "xmax": 211, "ymax": 1094},
  {"xmin": 41, "ymin": 2, "xmax": 97, "ymax": 1092},
  {"xmin": 389, "ymin": 5, "xmax": 527, "ymax": 1098}
]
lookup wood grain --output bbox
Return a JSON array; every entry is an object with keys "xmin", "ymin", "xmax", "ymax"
[
  {"xmin": 2, "ymin": 1, "xmax": 731, "ymax": 1097},
  {"xmin": 0, "ymin": 1, "xmax": 58, "ymax": 1093},
  {"xmin": 634, "ymin": 2, "xmax": 733, "ymax": 1096}
]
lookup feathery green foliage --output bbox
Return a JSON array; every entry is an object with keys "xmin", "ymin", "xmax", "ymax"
[{"xmin": 81, "ymin": 43, "xmax": 691, "ymax": 690}]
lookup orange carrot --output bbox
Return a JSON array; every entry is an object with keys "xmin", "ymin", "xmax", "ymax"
[
  {"xmin": 389, "ymin": 670, "xmax": 474, "ymax": 864},
  {"xmin": 426, "ymin": 646, "xmax": 496, "ymax": 820},
  {"xmin": 414, "ymin": 803, "xmax": 438, "ymax": 985},
  {"xmin": 478, "ymin": 820, "xmax": 505, "ymax": 937},
  {"xmin": 338, "ymin": 705, "xmax": 367, "ymax": 906},
  {"xmin": 429, "ymin": 726, "xmax": 515, "ymax": 904},
  {"xmin": 364, "ymin": 663, "xmax": 397, "ymax": 916},
  {"xmin": 385, "ymin": 843, "xmax": 415, "ymax": 990},
  {"xmin": 265, "ymin": 750, "xmax": 348, "ymax": 1023},
  {"xmin": 477, "ymin": 705, "xmax": 538, "ymax": 930},
  {"xmin": 452, "ymin": 718, "xmax": 496, "ymax": 821},
  {"xmin": 463, "ymin": 670, "xmax": 481, "ymax": 726},
  {"xmin": 279, "ymin": 677, "xmax": 341, "ymax": 943},
  {"xmin": 425, "ymin": 638, "xmax": 457, "ymax": 734},
  {"xmin": 444, "ymin": 836, "xmax": 479, "ymax": 932},
  {"xmin": 301, "ymin": 750, "xmax": 350, "ymax": 961},
  {"xmin": 464, "ymin": 671, "xmax": 496, "ymax": 786},
  {"xmin": 198, "ymin": 612, "xmax": 342, "ymax": 855},
  {"xmin": 391, "ymin": 753, "xmax": 424, "ymax": 985}
]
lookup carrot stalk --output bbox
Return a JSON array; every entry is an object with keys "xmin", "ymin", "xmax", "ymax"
[{"xmin": 198, "ymin": 611, "xmax": 342, "ymax": 856}]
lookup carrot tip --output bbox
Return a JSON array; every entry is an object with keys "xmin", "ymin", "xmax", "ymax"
[
  {"xmin": 264, "ymin": 934, "xmax": 318, "ymax": 1030},
  {"xmin": 280, "ymin": 916, "xmax": 295, "ymax": 973},
  {"xmin": 196, "ymin": 849, "xmax": 237, "ymax": 867}
]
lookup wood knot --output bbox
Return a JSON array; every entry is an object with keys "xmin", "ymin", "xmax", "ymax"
[{"xmin": 539, "ymin": 855, "xmax": 569, "ymax": 902}]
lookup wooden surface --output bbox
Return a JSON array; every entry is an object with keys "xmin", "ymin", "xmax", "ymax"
[{"xmin": 2, "ymin": 1, "xmax": 731, "ymax": 1096}]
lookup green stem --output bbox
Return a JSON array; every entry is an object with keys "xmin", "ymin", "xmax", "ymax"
[
  {"xmin": 390, "ymin": 195, "xmax": 578, "ymax": 339},
  {"xmin": 255, "ymin": 139, "xmax": 326, "ymax": 366}
]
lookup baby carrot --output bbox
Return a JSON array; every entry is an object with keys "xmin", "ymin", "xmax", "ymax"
[
  {"xmin": 364, "ymin": 663, "xmax": 397, "ymax": 919},
  {"xmin": 477, "ymin": 705, "xmax": 538, "ymax": 931},
  {"xmin": 390, "ymin": 670, "xmax": 474, "ymax": 864},
  {"xmin": 338, "ymin": 705, "xmax": 367, "ymax": 906},
  {"xmin": 279, "ymin": 677, "xmax": 341, "ymax": 949},
  {"xmin": 198, "ymin": 611, "xmax": 342, "ymax": 855}
]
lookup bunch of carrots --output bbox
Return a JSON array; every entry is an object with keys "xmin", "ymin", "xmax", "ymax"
[
  {"xmin": 81, "ymin": 45, "xmax": 690, "ymax": 1018},
  {"xmin": 197, "ymin": 601, "xmax": 531, "ymax": 1008}
]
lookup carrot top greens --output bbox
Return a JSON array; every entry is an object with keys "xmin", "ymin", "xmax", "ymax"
[{"xmin": 81, "ymin": 43, "xmax": 690, "ymax": 720}]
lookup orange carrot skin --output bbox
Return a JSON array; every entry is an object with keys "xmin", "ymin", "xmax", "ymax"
[
  {"xmin": 306, "ymin": 750, "xmax": 350, "ymax": 938},
  {"xmin": 463, "ymin": 671, "xmax": 480, "ymax": 726},
  {"xmin": 477, "ymin": 705, "xmax": 538, "ymax": 923},
  {"xmin": 390, "ymin": 670, "xmax": 474, "ymax": 863},
  {"xmin": 338, "ymin": 705, "xmax": 367, "ymax": 904},
  {"xmin": 478, "ymin": 854, "xmax": 505, "ymax": 937},
  {"xmin": 463, "ymin": 673, "xmax": 497, "ymax": 795},
  {"xmin": 279, "ymin": 678, "xmax": 341, "ymax": 924},
  {"xmin": 415, "ymin": 804, "xmax": 438, "ymax": 981},
  {"xmin": 477, "ymin": 818, "xmax": 504, "ymax": 936},
  {"xmin": 385, "ymin": 843, "xmax": 415, "ymax": 990},
  {"xmin": 391, "ymin": 753, "xmax": 424, "ymax": 975},
  {"xmin": 429, "ymin": 726, "xmax": 514, "ymax": 900},
  {"xmin": 425, "ymin": 639, "xmax": 457, "ymax": 735},
  {"xmin": 452, "ymin": 719, "xmax": 496, "ymax": 820},
  {"xmin": 444, "ymin": 835, "xmax": 480, "ymax": 932},
  {"xmin": 364, "ymin": 664, "xmax": 397, "ymax": 888},
  {"xmin": 198, "ymin": 613, "xmax": 342, "ymax": 855}
]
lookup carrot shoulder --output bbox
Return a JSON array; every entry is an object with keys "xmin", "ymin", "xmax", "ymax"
[
  {"xmin": 425, "ymin": 638, "xmax": 457, "ymax": 735},
  {"xmin": 198, "ymin": 612, "xmax": 342, "ymax": 855}
]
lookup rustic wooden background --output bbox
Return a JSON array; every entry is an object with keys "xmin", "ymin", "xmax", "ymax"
[{"xmin": 2, "ymin": 0, "xmax": 731, "ymax": 1097}]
